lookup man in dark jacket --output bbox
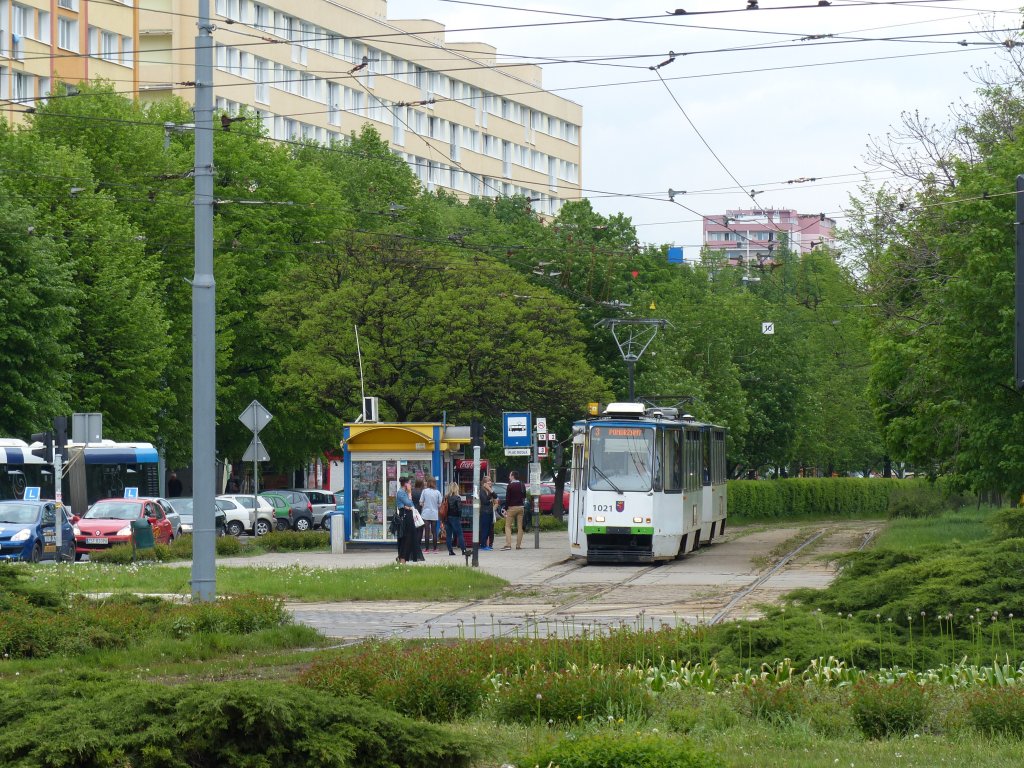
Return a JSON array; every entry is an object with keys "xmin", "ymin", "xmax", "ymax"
[{"xmin": 502, "ymin": 471, "xmax": 527, "ymax": 550}]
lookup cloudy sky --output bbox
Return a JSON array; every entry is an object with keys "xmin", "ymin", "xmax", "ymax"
[{"xmin": 388, "ymin": 0, "xmax": 1021, "ymax": 251}]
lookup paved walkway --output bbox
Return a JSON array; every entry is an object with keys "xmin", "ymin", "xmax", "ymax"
[{"xmin": 212, "ymin": 522, "xmax": 876, "ymax": 642}]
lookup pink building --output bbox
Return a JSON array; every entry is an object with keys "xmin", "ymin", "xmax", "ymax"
[{"xmin": 702, "ymin": 208, "xmax": 836, "ymax": 266}]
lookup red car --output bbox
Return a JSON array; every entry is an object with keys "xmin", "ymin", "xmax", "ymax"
[
  {"xmin": 537, "ymin": 483, "xmax": 570, "ymax": 514},
  {"xmin": 73, "ymin": 498, "xmax": 174, "ymax": 560}
]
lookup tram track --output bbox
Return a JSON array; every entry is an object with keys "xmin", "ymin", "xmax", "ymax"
[{"xmin": 707, "ymin": 528, "xmax": 826, "ymax": 626}]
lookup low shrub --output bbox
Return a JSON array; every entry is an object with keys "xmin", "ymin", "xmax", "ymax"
[
  {"xmin": 260, "ymin": 530, "xmax": 330, "ymax": 551},
  {"xmin": 990, "ymin": 508, "xmax": 1024, "ymax": 539},
  {"xmin": 89, "ymin": 534, "xmax": 246, "ymax": 564},
  {"xmin": 661, "ymin": 689, "xmax": 740, "ymax": 735},
  {"xmin": 728, "ymin": 477, "xmax": 906, "ymax": 520},
  {"xmin": 301, "ymin": 641, "xmax": 488, "ymax": 720},
  {"xmin": 887, "ymin": 484, "xmax": 945, "ymax": 519},
  {"xmin": 0, "ymin": 677, "xmax": 478, "ymax": 768},
  {"xmin": 850, "ymin": 678, "xmax": 930, "ymax": 738},
  {"xmin": 489, "ymin": 665, "xmax": 654, "ymax": 724},
  {"xmin": 964, "ymin": 686, "xmax": 1024, "ymax": 737},
  {"xmin": 522, "ymin": 731, "xmax": 721, "ymax": 768},
  {"xmin": 740, "ymin": 681, "xmax": 807, "ymax": 724},
  {"xmin": 537, "ymin": 514, "xmax": 568, "ymax": 532}
]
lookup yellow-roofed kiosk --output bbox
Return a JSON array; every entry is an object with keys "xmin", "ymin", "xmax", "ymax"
[{"xmin": 340, "ymin": 421, "xmax": 470, "ymax": 542}]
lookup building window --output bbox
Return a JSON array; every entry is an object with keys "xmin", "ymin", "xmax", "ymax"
[
  {"xmin": 101, "ymin": 30, "xmax": 118, "ymax": 62},
  {"xmin": 57, "ymin": 17, "xmax": 78, "ymax": 51},
  {"xmin": 122, "ymin": 35, "xmax": 133, "ymax": 66},
  {"xmin": 57, "ymin": 0, "xmax": 78, "ymax": 10},
  {"xmin": 37, "ymin": 11, "xmax": 51, "ymax": 43},
  {"xmin": 12, "ymin": 70, "xmax": 32, "ymax": 102}
]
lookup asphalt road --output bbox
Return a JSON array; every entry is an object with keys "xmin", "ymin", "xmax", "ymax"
[{"xmin": 218, "ymin": 520, "xmax": 879, "ymax": 641}]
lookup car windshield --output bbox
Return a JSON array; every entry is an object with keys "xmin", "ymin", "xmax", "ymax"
[
  {"xmin": 84, "ymin": 502, "xmax": 141, "ymax": 520},
  {"xmin": 174, "ymin": 498, "xmax": 194, "ymax": 516},
  {"xmin": 588, "ymin": 425, "xmax": 655, "ymax": 492},
  {"xmin": 0, "ymin": 504, "xmax": 39, "ymax": 524}
]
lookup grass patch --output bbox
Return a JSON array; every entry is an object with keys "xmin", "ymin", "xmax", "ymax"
[
  {"xmin": 871, "ymin": 507, "xmax": 994, "ymax": 550},
  {"xmin": 16, "ymin": 562, "xmax": 507, "ymax": 602}
]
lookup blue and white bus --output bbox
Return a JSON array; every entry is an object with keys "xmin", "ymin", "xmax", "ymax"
[{"xmin": 0, "ymin": 438, "xmax": 48, "ymax": 501}]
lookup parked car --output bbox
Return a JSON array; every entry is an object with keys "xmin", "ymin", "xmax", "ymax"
[
  {"xmin": 259, "ymin": 492, "xmax": 295, "ymax": 531},
  {"xmin": 169, "ymin": 497, "xmax": 227, "ymax": 536},
  {"xmin": 72, "ymin": 498, "xmax": 173, "ymax": 560},
  {"xmin": 267, "ymin": 489, "xmax": 315, "ymax": 531},
  {"xmin": 217, "ymin": 494, "xmax": 275, "ymax": 536},
  {"xmin": 139, "ymin": 497, "xmax": 183, "ymax": 539},
  {"xmin": 537, "ymin": 483, "xmax": 570, "ymax": 514},
  {"xmin": 0, "ymin": 499, "xmax": 75, "ymax": 562},
  {"xmin": 215, "ymin": 495, "xmax": 257, "ymax": 536},
  {"xmin": 288, "ymin": 489, "xmax": 335, "ymax": 529}
]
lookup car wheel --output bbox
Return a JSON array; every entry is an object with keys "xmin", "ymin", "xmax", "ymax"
[
  {"xmin": 254, "ymin": 519, "xmax": 272, "ymax": 537},
  {"xmin": 74, "ymin": 550, "xmax": 83, "ymax": 562},
  {"xmin": 275, "ymin": 518, "xmax": 290, "ymax": 532},
  {"xmin": 227, "ymin": 520, "xmax": 245, "ymax": 537},
  {"xmin": 29, "ymin": 542, "xmax": 43, "ymax": 563},
  {"xmin": 322, "ymin": 515, "xmax": 331, "ymax": 532},
  {"xmin": 293, "ymin": 516, "xmax": 312, "ymax": 532}
]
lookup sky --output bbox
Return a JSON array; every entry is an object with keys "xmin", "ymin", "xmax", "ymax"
[{"xmin": 387, "ymin": 0, "xmax": 1022, "ymax": 251}]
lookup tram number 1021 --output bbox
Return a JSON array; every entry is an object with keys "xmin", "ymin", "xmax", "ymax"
[{"xmin": 591, "ymin": 504, "xmax": 615, "ymax": 513}]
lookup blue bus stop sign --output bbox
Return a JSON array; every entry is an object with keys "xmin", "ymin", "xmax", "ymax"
[
  {"xmin": 667, "ymin": 246, "xmax": 684, "ymax": 264},
  {"xmin": 503, "ymin": 411, "xmax": 532, "ymax": 452}
]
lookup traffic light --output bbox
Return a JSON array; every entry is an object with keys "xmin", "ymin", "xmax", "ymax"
[
  {"xmin": 31, "ymin": 431, "xmax": 53, "ymax": 463},
  {"xmin": 53, "ymin": 416, "xmax": 68, "ymax": 461},
  {"xmin": 470, "ymin": 418, "xmax": 486, "ymax": 450}
]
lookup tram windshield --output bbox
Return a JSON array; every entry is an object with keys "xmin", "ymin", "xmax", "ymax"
[{"xmin": 588, "ymin": 425, "xmax": 655, "ymax": 492}]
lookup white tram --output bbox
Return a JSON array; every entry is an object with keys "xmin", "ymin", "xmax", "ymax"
[{"xmin": 567, "ymin": 403, "xmax": 727, "ymax": 563}]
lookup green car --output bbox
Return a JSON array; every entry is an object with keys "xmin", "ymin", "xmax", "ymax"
[{"xmin": 259, "ymin": 492, "xmax": 315, "ymax": 532}]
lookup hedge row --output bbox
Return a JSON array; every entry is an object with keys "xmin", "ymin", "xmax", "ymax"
[
  {"xmin": 0, "ymin": 675, "xmax": 477, "ymax": 768},
  {"xmin": 727, "ymin": 478, "xmax": 929, "ymax": 520}
]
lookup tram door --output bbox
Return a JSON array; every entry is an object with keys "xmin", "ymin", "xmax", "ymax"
[{"xmin": 569, "ymin": 430, "xmax": 586, "ymax": 551}]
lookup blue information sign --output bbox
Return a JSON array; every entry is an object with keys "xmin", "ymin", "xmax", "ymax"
[
  {"xmin": 667, "ymin": 246, "xmax": 684, "ymax": 264},
  {"xmin": 24, "ymin": 486, "xmax": 40, "ymax": 501},
  {"xmin": 502, "ymin": 411, "xmax": 532, "ymax": 449}
]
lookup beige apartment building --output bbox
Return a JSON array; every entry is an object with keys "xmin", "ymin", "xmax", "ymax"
[{"xmin": 0, "ymin": 0, "xmax": 582, "ymax": 216}]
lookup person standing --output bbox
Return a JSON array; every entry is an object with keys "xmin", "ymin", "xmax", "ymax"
[
  {"xmin": 395, "ymin": 476, "xmax": 418, "ymax": 564},
  {"xmin": 445, "ymin": 482, "xmax": 467, "ymax": 556},
  {"xmin": 502, "ymin": 470, "xmax": 527, "ymax": 550},
  {"xmin": 167, "ymin": 472, "xmax": 183, "ymax": 498},
  {"xmin": 420, "ymin": 476, "xmax": 442, "ymax": 552},
  {"xmin": 479, "ymin": 477, "xmax": 498, "ymax": 551}
]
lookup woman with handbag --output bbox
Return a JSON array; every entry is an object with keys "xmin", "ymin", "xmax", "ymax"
[
  {"xmin": 444, "ymin": 482, "xmax": 468, "ymax": 556},
  {"xmin": 395, "ymin": 476, "xmax": 421, "ymax": 563}
]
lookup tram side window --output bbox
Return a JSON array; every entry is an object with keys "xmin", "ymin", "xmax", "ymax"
[
  {"xmin": 662, "ymin": 428, "xmax": 683, "ymax": 492},
  {"xmin": 713, "ymin": 431, "xmax": 727, "ymax": 484}
]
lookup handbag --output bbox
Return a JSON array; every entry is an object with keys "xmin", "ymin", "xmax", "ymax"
[
  {"xmin": 412, "ymin": 509, "xmax": 425, "ymax": 528},
  {"xmin": 438, "ymin": 496, "xmax": 448, "ymax": 522}
]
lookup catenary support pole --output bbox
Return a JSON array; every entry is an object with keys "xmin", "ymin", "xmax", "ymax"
[
  {"xmin": 1016, "ymin": 175, "xmax": 1024, "ymax": 389},
  {"xmin": 191, "ymin": 0, "xmax": 216, "ymax": 602},
  {"xmin": 471, "ymin": 445, "xmax": 481, "ymax": 567}
]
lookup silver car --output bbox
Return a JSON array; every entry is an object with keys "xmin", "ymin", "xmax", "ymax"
[{"xmin": 289, "ymin": 489, "xmax": 336, "ymax": 529}]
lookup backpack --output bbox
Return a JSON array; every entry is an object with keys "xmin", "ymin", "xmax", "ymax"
[{"xmin": 438, "ymin": 495, "xmax": 449, "ymax": 522}]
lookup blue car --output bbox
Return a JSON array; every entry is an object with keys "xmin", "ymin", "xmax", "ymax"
[{"xmin": 0, "ymin": 500, "xmax": 76, "ymax": 562}]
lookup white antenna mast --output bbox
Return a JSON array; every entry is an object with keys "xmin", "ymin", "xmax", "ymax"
[{"xmin": 355, "ymin": 324, "xmax": 366, "ymax": 405}]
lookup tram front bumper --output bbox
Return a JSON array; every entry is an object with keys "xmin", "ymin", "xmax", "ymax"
[{"xmin": 585, "ymin": 528, "xmax": 654, "ymax": 562}]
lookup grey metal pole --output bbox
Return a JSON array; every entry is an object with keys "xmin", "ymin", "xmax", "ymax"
[
  {"xmin": 190, "ymin": 0, "xmax": 217, "ymax": 602},
  {"xmin": 1016, "ymin": 175, "xmax": 1024, "ymax": 389},
  {"xmin": 53, "ymin": 451, "xmax": 63, "ymax": 556},
  {"xmin": 533, "ymin": 428, "xmax": 540, "ymax": 549},
  {"xmin": 471, "ymin": 445, "xmax": 480, "ymax": 567}
]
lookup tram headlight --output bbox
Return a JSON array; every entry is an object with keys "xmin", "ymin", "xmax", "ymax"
[
  {"xmin": 632, "ymin": 516, "xmax": 642, "ymax": 524},
  {"xmin": 595, "ymin": 516, "xmax": 605, "ymax": 523}
]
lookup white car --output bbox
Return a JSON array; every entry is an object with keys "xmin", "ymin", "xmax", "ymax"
[{"xmin": 217, "ymin": 494, "xmax": 274, "ymax": 536}]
